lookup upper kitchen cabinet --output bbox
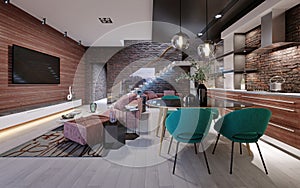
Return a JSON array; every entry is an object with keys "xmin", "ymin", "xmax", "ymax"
[{"xmin": 152, "ymin": 0, "xmax": 265, "ymax": 44}]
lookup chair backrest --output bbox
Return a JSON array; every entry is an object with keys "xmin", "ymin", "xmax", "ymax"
[
  {"xmin": 165, "ymin": 108, "xmax": 213, "ymax": 143},
  {"xmin": 218, "ymin": 108, "xmax": 271, "ymax": 143},
  {"xmin": 162, "ymin": 95, "xmax": 181, "ymax": 107},
  {"xmin": 161, "ymin": 95, "xmax": 180, "ymax": 100}
]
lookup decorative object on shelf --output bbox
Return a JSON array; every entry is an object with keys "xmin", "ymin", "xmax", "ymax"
[
  {"xmin": 269, "ymin": 76, "xmax": 285, "ymax": 92},
  {"xmin": 197, "ymin": 0, "xmax": 215, "ymax": 59},
  {"xmin": 66, "ymin": 86, "xmax": 73, "ymax": 101},
  {"xmin": 61, "ymin": 110, "xmax": 81, "ymax": 120},
  {"xmin": 241, "ymin": 74, "xmax": 246, "ymax": 90},
  {"xmin": 171, "ymin": 0, "xmax": 189, "ymax": 50},
  {"xmin": 61, "ymin": 113, "xmax": 75, "ymax": 119},
  {"xmin": 90, "ymin": 103, "xmax": 97, "ymax": 113}
]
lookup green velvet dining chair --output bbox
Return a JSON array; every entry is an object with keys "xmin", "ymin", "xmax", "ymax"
[
  {"xmin": 161, "ymin": 95, "xmax": 181, "ymax": 120},
  {"xmin": 212, "ymin": 108, "xmax": 272, "ymax": 174},
  {"xmin": 165, "ymin": 108, "xmax": 213, "ymax": 174},
  {"xmin": 161, "ymin": 95, "xmax": 180, "ymax": 100},
  {"xmin": 161, "ymin": 95, "xmax": 181, "ymax": 109}
]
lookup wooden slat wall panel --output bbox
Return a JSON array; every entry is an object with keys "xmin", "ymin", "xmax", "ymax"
[{"xmin": 0, "ymin": 2, "xmax": 86, "ymax": 113}]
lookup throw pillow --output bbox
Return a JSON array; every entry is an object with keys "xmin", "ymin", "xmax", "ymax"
[
  {"xmin": 164, "ymin": 90, "xmax": 175, "ymax": 96},
  {"xmin": 144, "ymin": 90, "xmax": 158, "ymax": 99}
]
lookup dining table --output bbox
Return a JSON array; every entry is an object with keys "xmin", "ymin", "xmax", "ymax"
[{"xmin": 146, "ymin": 97, "xmax": 254, "ymax": 155}]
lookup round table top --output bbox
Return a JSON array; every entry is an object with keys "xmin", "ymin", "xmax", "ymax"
[{"xmin": 146, "ymin": 97, "xmax": 253, "ymax": 110}]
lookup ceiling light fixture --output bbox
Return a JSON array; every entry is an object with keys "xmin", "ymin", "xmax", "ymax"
[
  {"xmin": 41, "ymin": 18, "xmax": 46, "ymax": 25},
  {"xmin": 4, "ymin": 0, "xmax": 9, "ymax": 4},
  {"xmin": 197, "ymin": 0, "xmax": 214, "ymax": 59},
  {"xmin": 171, "ymin": 0, "xmax": 189, "ymax": 50},
  {"xmin": 215, "ymin": 14, "xmax": 222, "ymax": 19},
  {"xmin": 64, "ymin": 31, "xmax": 67, "ymax": 37},
  {"xmin": 99, "ymin": 17, "xmax": 113, "ymax": 24}
]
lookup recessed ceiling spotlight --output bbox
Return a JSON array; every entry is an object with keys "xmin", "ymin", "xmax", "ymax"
[
  {"xmin": 4, "ymin": 0, "xmax": 9, "ymax": 4},
  {"xmin": 197, "ymin": 32, "xmax": 203, "ymax": 37},
  {"xmin": 41, "ymin": 18, "xmax": 46, "ymax": 25},
  {"xmin": 99, "ymin": 17, "xmax": 113, "ymax": 24},
  {"xmin": 64, "ymin": 31, "xmax": 67, "ymax": 37},
  {"xmin": 215, "ymin": 14, "xmax": 222, "ymax": 19}
]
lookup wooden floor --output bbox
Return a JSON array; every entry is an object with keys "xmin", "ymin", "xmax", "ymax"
[{"xmin": 0, "ymin": 105, "xmax": 300, "ymax": 188}]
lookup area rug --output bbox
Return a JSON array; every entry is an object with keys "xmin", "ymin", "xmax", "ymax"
[{"xmin": 0, "ymin": 126, "xmax": 107, "ymax": 157}]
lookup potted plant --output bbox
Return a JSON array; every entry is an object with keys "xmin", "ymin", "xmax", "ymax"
[{"xmin": 176, "ymin": 62, "xmax": 209, "ymax": 106}]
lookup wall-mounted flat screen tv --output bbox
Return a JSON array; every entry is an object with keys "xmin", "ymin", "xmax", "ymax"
[{"xmin": 12, "ymin": 45, "xmax": 60, "ymax": 84}]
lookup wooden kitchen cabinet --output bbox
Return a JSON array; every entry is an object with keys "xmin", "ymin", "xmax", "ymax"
[{"xmin": 208, "ymin": 89, "xmax": 300, "ymax": 149}]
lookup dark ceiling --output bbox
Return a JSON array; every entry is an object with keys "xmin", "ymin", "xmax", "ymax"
[{"xmin": 153, "ymin": 0, "xmax": 265, "ymax": 43}]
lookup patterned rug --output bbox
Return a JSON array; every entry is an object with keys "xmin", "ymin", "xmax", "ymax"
[{"xmin": 0, "ymin": 126, "xmax": 108, "ymax": 157}]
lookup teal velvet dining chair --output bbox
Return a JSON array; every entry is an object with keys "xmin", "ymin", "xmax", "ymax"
[
  {"xmin": 165, "ymin": 108, "xmax": 213, "ymax": 174},
  {"xmin": 161, "ymin": 95, "xmax": 181, "ymax": 117},
  {"xmin": 161, "ymin": 95, "xmax": 181, "ymax": 109},
  {"xmin": 212, "ymin": 108, "xmax": 272, "ymax": 174},
  {"xmin": 161, "ymin": 95, "xmax": 180, "ymax": 100}
]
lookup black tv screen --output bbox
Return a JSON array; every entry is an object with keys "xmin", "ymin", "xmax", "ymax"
[{"xmin": 12, "ymin": 45, "xmax": 60, "ymax": 84}]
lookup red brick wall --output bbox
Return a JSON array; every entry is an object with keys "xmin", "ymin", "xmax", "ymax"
[{"xmin": 245, "ymin": 4, "xmax": 300, "ymax": 92}]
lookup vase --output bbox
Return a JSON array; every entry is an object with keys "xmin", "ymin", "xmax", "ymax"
[
  {"xmin": 90, "ymin": 103, "xmax": 97, "ymax": 113},
  {"xmin": 196, "ymin": 83, "xmax": 207, "ymax": 107}
]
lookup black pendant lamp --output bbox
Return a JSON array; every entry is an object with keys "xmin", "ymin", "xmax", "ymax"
[{"xmin": 171, "ymin": 0, "xmax": 189, "ymax": 50}]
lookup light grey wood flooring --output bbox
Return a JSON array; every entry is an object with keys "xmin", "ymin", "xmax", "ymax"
[{"xmin": 0, "ymin": 106, "xmax": 300, "ymax": 188}]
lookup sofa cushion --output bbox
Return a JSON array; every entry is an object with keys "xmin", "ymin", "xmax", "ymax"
[
  {"xmin": 164, "ymin": 90, "xmax": 175, "ymax": 96},
  {"xmin": 144, "ymin": 90, "xmax": 158, "ymax": 99},
  {"xmin": 114, "ymin": 93, "xmax": 137, "ymax": 110}
]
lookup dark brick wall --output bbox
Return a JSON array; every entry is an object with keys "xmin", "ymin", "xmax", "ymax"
[
  {"xmin": 106, "ymin": 41, "xmax": 190, "ymax": 98},
  {"xmin": 245, "ymin": 4, "xmax": 300, "ymax": 92},
  {"xmin": 286, "ymin": 4, "xmax": 300, "ymax": 42},
  {"xmin": 245, "ymin": 26, "xmax": 261, "ymax": 47}
]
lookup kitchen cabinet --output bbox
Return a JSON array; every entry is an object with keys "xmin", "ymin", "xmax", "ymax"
[{"xmin": 208, "ymin": 89, "xmax": 300, "ymax": 150}]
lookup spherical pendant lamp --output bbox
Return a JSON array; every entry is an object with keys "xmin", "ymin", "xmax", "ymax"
[
  {"xmin": 171, "ymin": 31, "xmax": 190, "ymax": 50},
  {"xmin": 171, "ymin": 0, "xmax": 189, "ymax": 50},
  {"xmin": 197, "ymin": 0, "xmax": 215, "ymax": 59}
]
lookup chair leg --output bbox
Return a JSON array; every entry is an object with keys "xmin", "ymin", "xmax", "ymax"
[
  {"xmin": 230, "ymin": 141, "xmax": 234, "ymax": 174},
  {"xmin": 256, "ymin": 142, "xmax": 268, "ymax": 174},
  {"xmin": 173, "ymin": 142, "xmax": 180, "ymax": 174},
  {"xmin": 239, "ymin": 143, "xmax": 242, "ymax": 155},
  {"xmin": 168, "ymin": 136, "xmax": 173, "ymax": 154},
  {"xmin": 201, "ymin": 142, "xmax": 211, "ymax": 174},
  {"xmin": 194, "ymin": 143, "xmax": 198, "ymax": 154},
  {"xmin": 212, "ymin": 133, "xmax": 220, "ymax": 154}
]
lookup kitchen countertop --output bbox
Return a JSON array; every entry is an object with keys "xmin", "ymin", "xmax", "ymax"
[{"xmin": 208, "ymin": 88, "xmax": 300, "ymax": 98}]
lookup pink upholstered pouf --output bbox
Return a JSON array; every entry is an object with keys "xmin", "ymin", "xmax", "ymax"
[{"xmin": 63, "ymin": 115, "xmax": 109, "ymax": 146}]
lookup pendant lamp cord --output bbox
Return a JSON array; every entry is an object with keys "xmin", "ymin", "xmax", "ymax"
[
  {"xmin": 205, "ymin": 0, "xmax": 208, "ymax": 41},
  {"xmin": 179, "ymin": 0, "xmax": 182, "ymax": 32}
]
